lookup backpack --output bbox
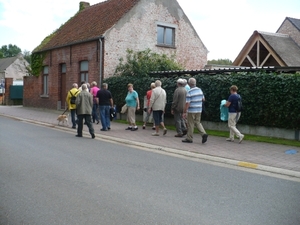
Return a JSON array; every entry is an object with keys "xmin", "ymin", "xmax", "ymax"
[
  {"xmin": 70, "ymin": 90, "xmax": 79, "ymax": 104},
  {"xmin": 236, "ymin": 94, "xmax": 243, "ymax": 112}
]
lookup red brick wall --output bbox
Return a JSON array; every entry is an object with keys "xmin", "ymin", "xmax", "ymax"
[
  {"xmin": 4, "ymin": 78, "xmax": 13, "ymax": 105},
  {"xmin": 23, "ymin": 41, "xmax": 100, "ymax": 109}
]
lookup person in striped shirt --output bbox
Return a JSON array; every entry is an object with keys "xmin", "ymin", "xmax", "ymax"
[{"xmin": 182, "ymin": 78, "xmax": 208, "ymax": 144}]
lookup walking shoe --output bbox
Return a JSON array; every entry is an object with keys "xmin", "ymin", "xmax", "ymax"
[
  {"xmin": 125, "ymin": 127, "xmax": 132, "ymax": 130},
  {"xmin": 107, "ymin": 127, "xmax": 111, "ymax": 130},
  {"xmin": 163, "ymin": 128, "xmax": 167, "ymax": 135},
  {"xmin": 100, "ymin": 128, "xmax": 108, "ymax": 131},
  {"xmin": 152, "ymin": 126, "xmax": 156, "ymax": 130},
  {"xmin": 175, "ymin": 134, "xmax": 183, "ymax": 137},
  {"xmin": 202, "ymin": 134, "xmax": 208, "ymax": 143},
  {"xmin": 131, "ymin": 127, "xmax": 138, "ymax": 131},
  {"xmin": 143, "ymin": 125, "xmax": 146, "ymax": 129},
  {"xmin": 91, "ymin": 133, "xmax": 95, "ymax": 139},
  {"xmin": 75, "ymin": 134, "xmax": 82, "ymax": 137},
  {"xmin": 96, "ymin": 120, "xmax": 99, "ymax": 124},
  {"xmin": 182, "ymin": 139, "xmax": 193, "ymax": 143},
  {"xmin": 226, "ymin": 138, "xmax": 234, "ymax": 142},
  {"xmin": 239, "ymin": 134, "xmax": 244, "ymax": 144},
  {"xmin": 182, "ymin": 130, "xmax": 187, "ymax": 136},
  {"xmin": 152, "ymin": 132, "xmax": 159, "ymax": 136},
  {"xmin": 72, "ymin": 126, "xmax": 76, "ymax": 129}
]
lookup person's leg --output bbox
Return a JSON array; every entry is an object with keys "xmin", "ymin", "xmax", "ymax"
[
  {"xmin": 85, "ymin": 114, "xmax": 95, "ymax": 138},
  {"xmin": 152, "ymin": 111, "xmax": 160, "ymax": 135},
  {"xmin": 99, "ymin": 105, "xmax": 106, "ymax": 130},
  {"xmin": 143, "ymin": 110, "xmax": 150, "ymax": 127},
  {"xmin": 180, "ymin": 113, "xmax": 187, "ymax": 134},
  {"xmin": 71, "ymin": 109, "xmax": 76, "ymax": 128},
  {"xmin": 105, "ymin": 106, "xmax": 110, "ymax": 129},
  {"xmin": 184, "ymin": 113, "xmax": 194, "ymax": 142},
  {"xmin": 195, "ymin": 113, "xmax": 208, "ymax": 143},
  {"xmin": 76, "ymin": 115, "xmax": 83, "ymax": 136},
  {"xmin": 228, "ymin": 113, "xmax": 242, "ymax": 138},
  {"xmin": 174, "ymin": 111, "xmax": 182, "ymax": 134},
  {"xmin": 194, "ymin": 113, "xmax": 206, "ymax": 136}
]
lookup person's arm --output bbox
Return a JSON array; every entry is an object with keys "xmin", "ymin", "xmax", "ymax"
[
  {"xmin": 136, "ymin": 96, "xmax": 140, "ymax": 110},
  {"xmin": 182, "ymin": 102, "xmax": 190, "ymax": 118},
  {"xmin": 225, "ymin": 101, "xmax": 231, "ymax": 107}
]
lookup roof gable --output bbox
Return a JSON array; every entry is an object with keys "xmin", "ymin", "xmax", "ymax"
[
  {"xmin": 277, "ymin": 17, "xmax": 300, "ymax": 33},
  {"xmin": 287, "ymin": 17, "xmax": 300, "ymax": 32},
  {"xmin": 34, "ymin": 0, "xmax": 140, "ymax": 52},
  {"xmin": 0, "ymin": 56, "xmax": 18, "ymax": 72},
  {"xmin": 233, "ymin": 31, "xmax": 300, "ymax": 67},
  {"xmin": 259, "ymin": 31, "xmax": 300, "ymax": 66}
]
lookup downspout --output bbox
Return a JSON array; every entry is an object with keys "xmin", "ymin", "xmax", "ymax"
[{"xmin": 99, "ymin": 36, "xmax": 104, "ymax": 87}]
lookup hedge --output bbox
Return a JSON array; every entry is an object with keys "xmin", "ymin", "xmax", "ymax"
[{"xmin": 104, "ymin": 71, "xmax": 300, "ymax": 130}]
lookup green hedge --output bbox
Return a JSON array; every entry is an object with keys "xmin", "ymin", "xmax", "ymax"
[{"xmin": 104, "ymin": 71, "xmax": 300, "ymax": 130}]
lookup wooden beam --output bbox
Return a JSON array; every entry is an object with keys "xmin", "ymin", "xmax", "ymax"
[
  {"xmin": 260, "ymin": 53, "xmax": 271, "ymax": 67},
  {"xmin": 246, "ymin": 55, "xmax": 256, "ymax": 67},
  {"xmin": 257, "ymin": 40, "xmax": 260, "ymax": 66}
]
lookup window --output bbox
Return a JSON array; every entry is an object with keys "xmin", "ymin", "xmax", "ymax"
[
  {"xmin": 157, "ymin": 25, "xmax": 175, "ymax": 47},
  {"xmin": 61, "ymin": 63, "xmax": 66, "ymax": 73},
  {"xmin": 42, "ymin": 66, "xmax": 49, "ymax": 95},
  {"xmin": 80, "ymin": 61, "xmax": 88, "ymax": 83}
]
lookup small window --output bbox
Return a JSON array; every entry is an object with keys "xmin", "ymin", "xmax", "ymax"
[
  {"xmin": 43, "ymin": 66, "xmax": 49, "ymax": 95},
  {"xmin": 61, "ymin": 63, "xmax": 66, "ymax": 73},
  {"xmin": 157, "ymin": 25, "xmax": 175, "ymax": 47},
  {"xmin": 80, "ymin": 61, "xmax": 89, "ymax": 83}
]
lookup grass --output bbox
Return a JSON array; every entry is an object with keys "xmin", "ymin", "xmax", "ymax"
[{"xmin": 115, "ymin": 119, "xmax": 300, "ymax": 147}]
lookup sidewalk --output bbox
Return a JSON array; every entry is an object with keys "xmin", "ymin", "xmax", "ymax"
[{"xmin": 1, "ymin": 106, "xmax": 300, "ymax": 178}]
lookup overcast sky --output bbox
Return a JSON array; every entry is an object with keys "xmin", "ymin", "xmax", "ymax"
[{"xmin": 0, "ymin": 0, "xmax": 299, "ymax": 61}]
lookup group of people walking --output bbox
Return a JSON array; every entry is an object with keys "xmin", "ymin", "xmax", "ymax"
[
  {"xmin": 66, "ymin": 78, "xmax": 244, "ymax": 144},
  {"xmin": 66, "ymin": 81, "xmax": 114, "ymax": 138}
]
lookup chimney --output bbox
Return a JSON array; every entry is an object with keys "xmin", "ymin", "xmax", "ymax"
[{"xmin": 79, "ymin": 2, "xmax": 90, "ymax": 11}]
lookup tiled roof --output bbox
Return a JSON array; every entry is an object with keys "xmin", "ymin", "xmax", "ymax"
[
  {"xmin": 259, "ymin": 31, "xmax": 300, "ymax": 66},
  {"xmin": 287, "ymin": 17, "xmax": 300, "ymax": 32},
  {"xmin": 34, "ymin": 0, "xmax": 140, "ymax": 52},
  {"xmin": 0, "ymin": 56, "xmax": 18, "ymax": 72}
]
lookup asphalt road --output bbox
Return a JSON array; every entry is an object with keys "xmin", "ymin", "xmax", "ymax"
[{"xmin": 1, "ymin": 116, "xmax": 300, "ymax": 225}]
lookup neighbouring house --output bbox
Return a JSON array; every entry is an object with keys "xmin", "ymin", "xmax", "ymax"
[
  {"xmin": 24, "ymin": 0, "xmax": 208, "ymax": 110},
  {"xmin": 0, "ymin": 53, "xmax": 29, "ymax": 104},
  {"xmin": 233, "ymin": 17, "xmax": 300, "ymax": 67}
]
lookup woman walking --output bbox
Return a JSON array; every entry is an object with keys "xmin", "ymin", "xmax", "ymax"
[{"xmin": 125, "ymin": 83, "xmax": 140, "ymax": 131}]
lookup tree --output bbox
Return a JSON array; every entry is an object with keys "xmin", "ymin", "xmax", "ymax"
[
  {"xmin": 23, "ymin": 50, "xmax": 31, "ymax": 64},
  {"xmin": 114, "ymin": 49, "xmax": 184, "ymax": 77},
  {"xmin": 0, "ymin": 44, "xmax": 22, "ymax": 58},
  {"xmin": 207, "ymin": 59, "xmax": 233, "ymax": 65}
]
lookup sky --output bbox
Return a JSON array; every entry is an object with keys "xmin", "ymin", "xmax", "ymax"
[{"xmin": 0, "ymin": 0, "xmax": 299, "ymax": 61}]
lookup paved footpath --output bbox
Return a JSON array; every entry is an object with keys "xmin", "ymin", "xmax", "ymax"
[{"xmin": 1, "ymin": 106, "xmax": 300, "ymax": 178}]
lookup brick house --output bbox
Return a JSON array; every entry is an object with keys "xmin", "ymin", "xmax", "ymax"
[
  {"xmin": 233, "ymin": 17, "xmax": 300, "ymax": 67},
  {"xmin": 24, "ymin": 0, "xmax": 208, "ymax": 110}
]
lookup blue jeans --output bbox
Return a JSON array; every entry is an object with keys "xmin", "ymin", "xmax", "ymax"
[
  {"xmin": 70, "ymin": 109, "xmax": 77, "ymax": 127},
  {"xmin": 92, "ymin": 104, "xmax": 99, "ymax": 123},
  {"xmin": 99, "ymin": 105, "xmax": 110, "ymax": 129}
]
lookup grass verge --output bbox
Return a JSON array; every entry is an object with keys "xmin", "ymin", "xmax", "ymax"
[{"xmin": 116, "ymin": 119, "xmax": 300, "ymax": 148}]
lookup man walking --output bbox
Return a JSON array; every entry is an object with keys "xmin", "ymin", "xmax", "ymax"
[
  {"xmin": 171, "ymin": 79, "xmax": 187, "ymax": 137},
  {"xmin": 182, "ymin": 78, "xmax": 208, "ymax": 144},
  {"xmin": 96, "ymin": 83, "xmax": 114, "ymax": 131},
  {"xmin": 75, "ymin": 84, "xmax": 95, "ymax": 138},
  {"xmin": 225, "ymin": 85, "xmax": 244, "ymax": 143},
  {"xmin": 66, "ymin": 83, "xmax": 79, "ymax": 129}
]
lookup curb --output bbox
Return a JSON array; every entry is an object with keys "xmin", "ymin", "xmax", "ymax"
[{"xmin": 2, "ymin": 113, "xmax": 300, "ymax": 179}]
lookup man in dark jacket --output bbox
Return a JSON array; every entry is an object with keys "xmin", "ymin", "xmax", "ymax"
[
  {"xmin": 96, "ymin": 83, "xmax": 114, "ymax": 131},
  {"xmin": 171, "ymin": 79, "xmax": 187, "ymax": 137},
  {"xmin": 75, "ymin": 84, "xmax": 95, "ymax": 138}
]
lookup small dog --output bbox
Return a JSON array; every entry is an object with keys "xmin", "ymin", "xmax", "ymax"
[{"xmin": 57, "ymin": 114, "xmax": 69, "ymax": 126}]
